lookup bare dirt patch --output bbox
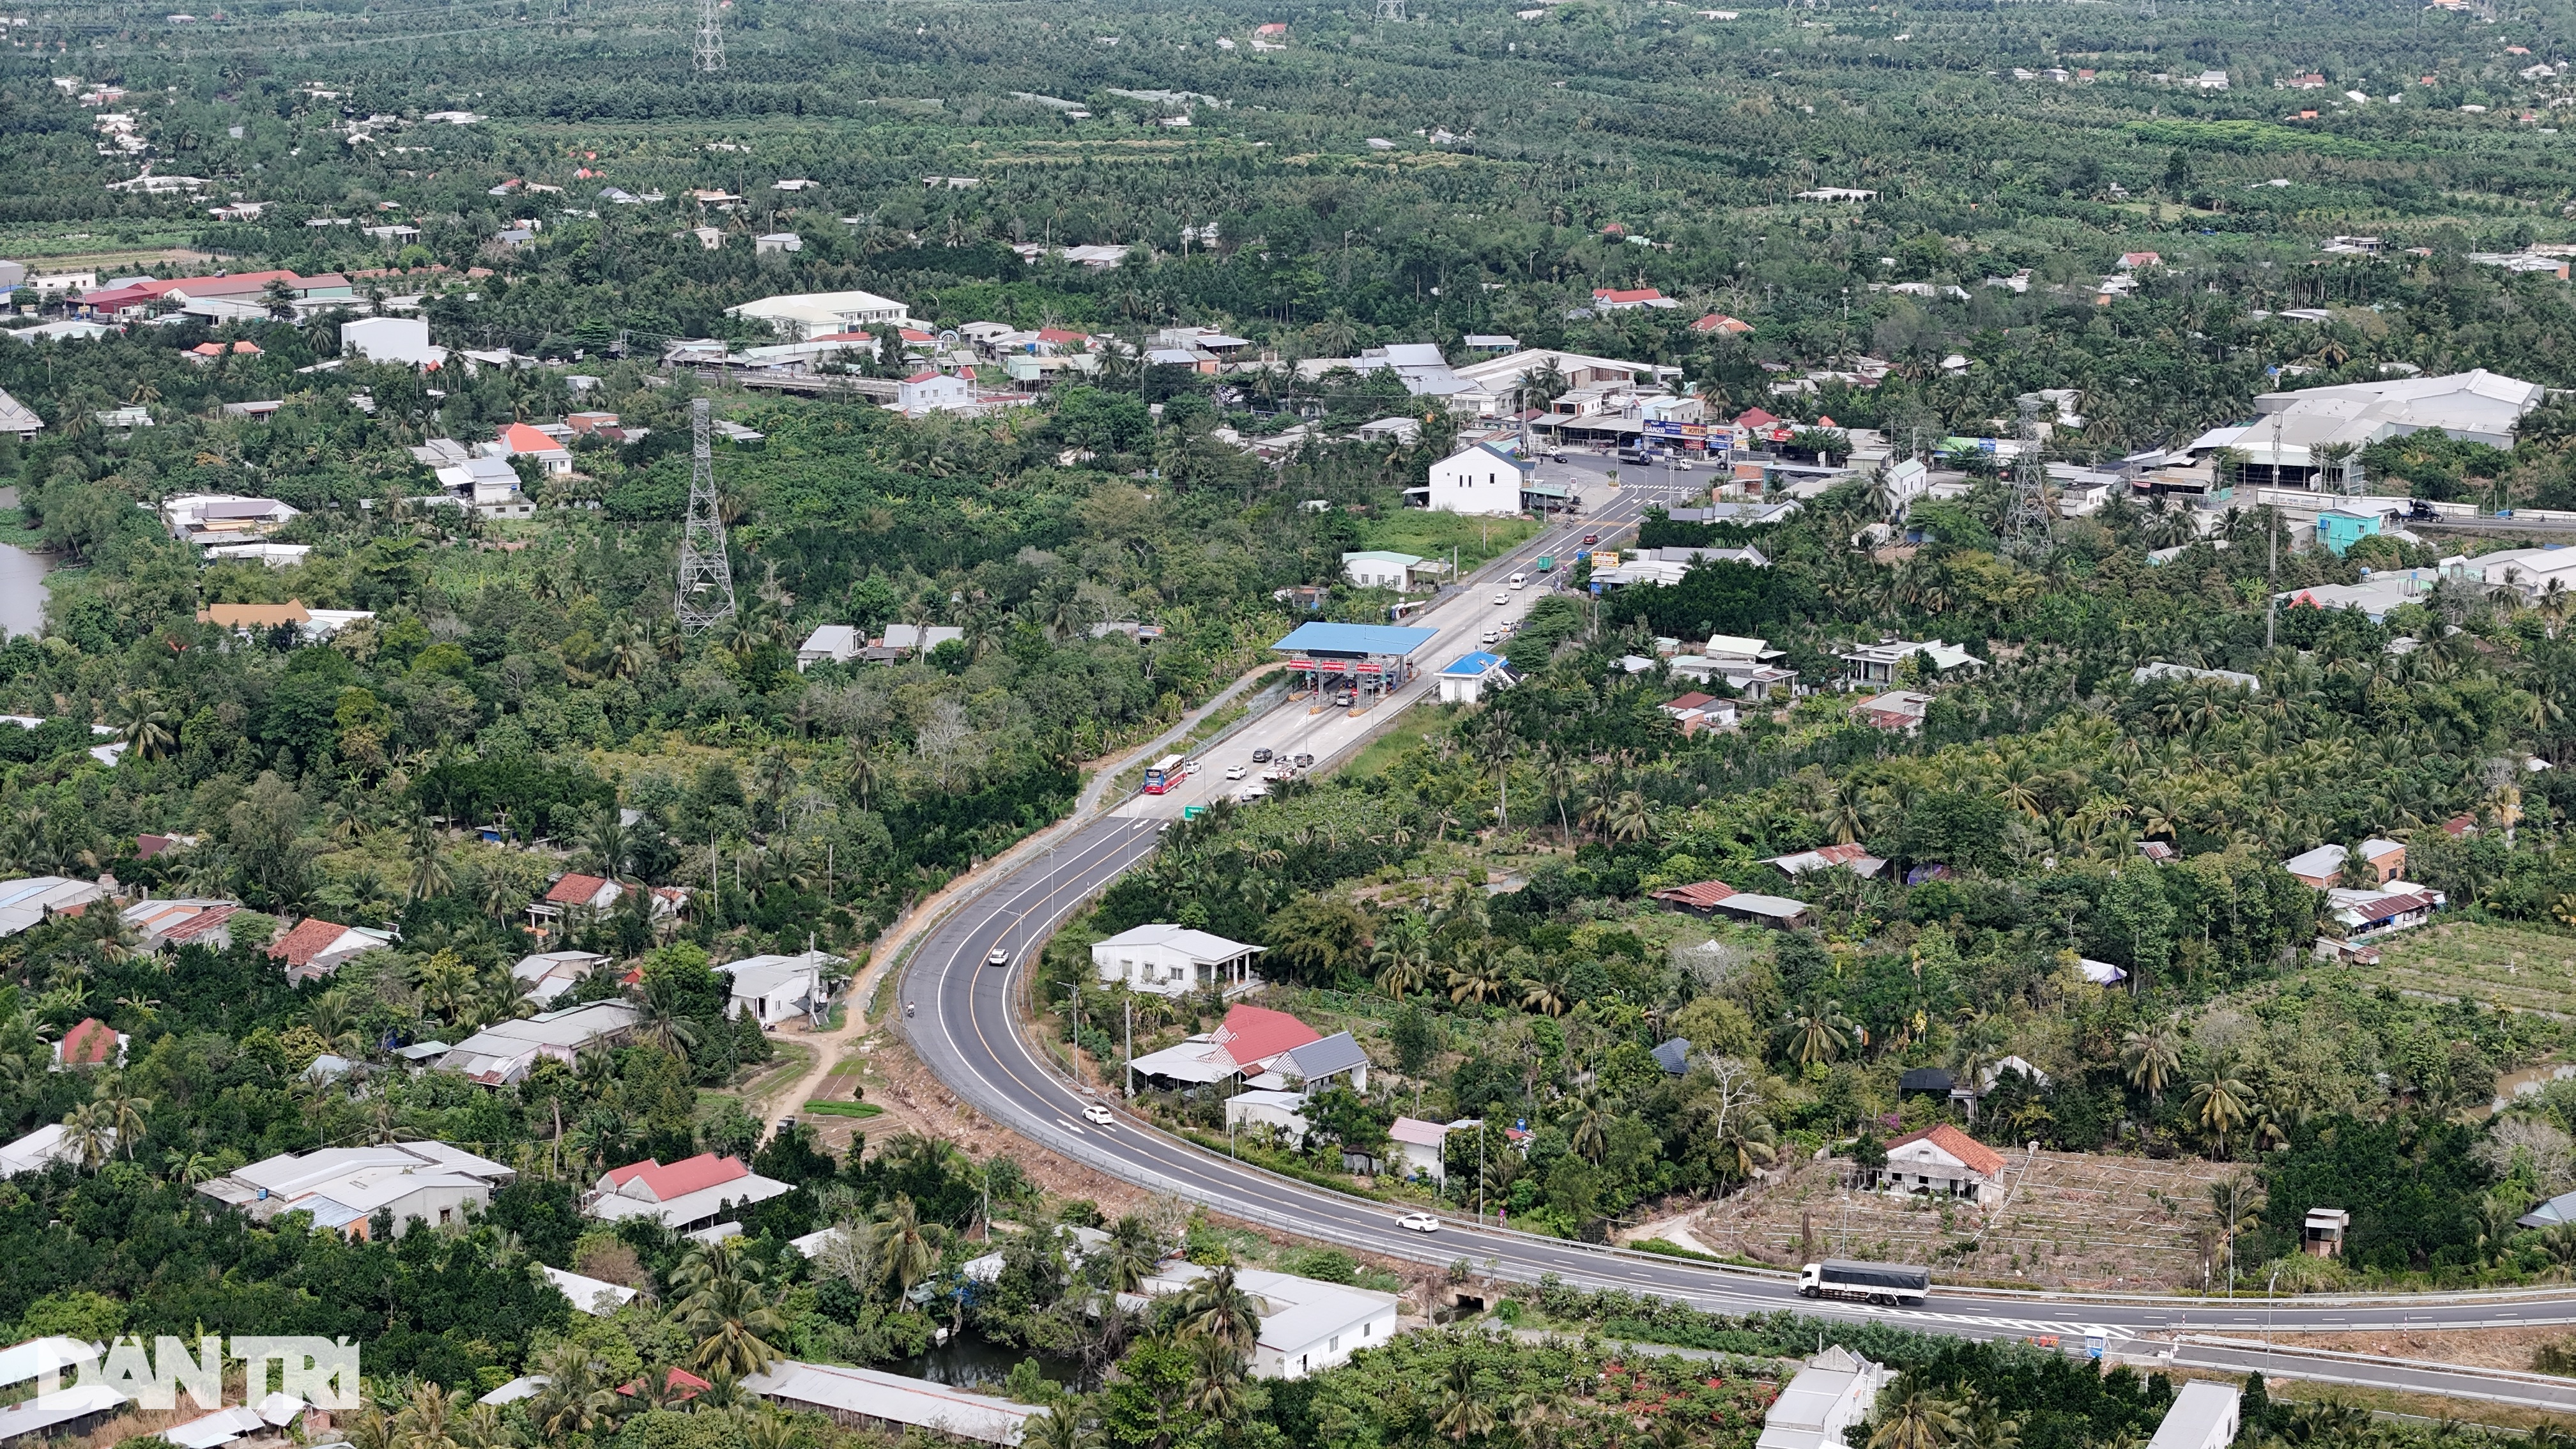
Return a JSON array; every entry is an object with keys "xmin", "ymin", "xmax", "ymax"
[{"xmin": 1681, "ymin": 1147, "xmax": 2245, "ymax": 1291}]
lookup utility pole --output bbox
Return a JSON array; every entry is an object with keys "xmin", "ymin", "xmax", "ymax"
[
  {"xmin": 677, "ymin": 398, "xmax": 737, "ymax": 631},
  {"xmin": 2266, "ymin": 505, "xmax": 2279, "ymax": 650},
  {"xmin": 1124, "ymin": 999, "xmax": 1133, "ymax": 1099},
  {"xmin": 693, "ymin": 0, "xmax": 725, "ymax": 73}
]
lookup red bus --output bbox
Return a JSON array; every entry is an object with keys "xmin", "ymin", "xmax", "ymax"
[{"xmin": 1143, "ymin": 754, "xmax": 1185, "ymax": 795}]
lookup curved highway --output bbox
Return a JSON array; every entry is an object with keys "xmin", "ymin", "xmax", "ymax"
[{"xmin": 896, "ymin": 472, "xmax": 2576, "ymax": 1361}]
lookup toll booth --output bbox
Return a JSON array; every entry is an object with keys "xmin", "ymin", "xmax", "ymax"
[{"xmin": 1270, "ymin": 622, "xmax": 1439, "ymax": 698}]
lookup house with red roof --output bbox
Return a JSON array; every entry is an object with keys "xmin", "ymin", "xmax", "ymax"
[
  {"xmin": 1690, "ymin": 313, "xmax": 1754, "ymax": 335},
  {"xmin": 498, "ymin": 422, "xmax": 573, "ymax": 475},
  {"xmin": 1659, "ymin": 691, "xmax": 1737, "ymax": 736},
  {"xmin": 54, "ymin": 1016, "xmax": 127, "ymax": 1068},
  {"xmin": 1649, "ymin": 880, "xmax": 1738, "ymax": 914},
  {"xmin": 526, "ymin": 871, "xmax": 638, "ymax": 935},
  {"xmin": 898, "ymin": 369, "xmax": 976, "ymax": 417},
  {"xmin": 587, "ymin": 1152, "xmax": 793, "ymax": 1231},
  {"xmin": 1873, "ymin": 1123, "xmax": 2006, "ymax": 1203},
  {"xmin": 1123, "ymin": 1002, "xmax": 1342, "ymax": 1092},
  {"xmin": 267, "ymin": 917, "xmax": 394, "ymax": 983},
  {"xmin": 1591, "ymin": 287, "xmax": 1678, "ymax": 310}
]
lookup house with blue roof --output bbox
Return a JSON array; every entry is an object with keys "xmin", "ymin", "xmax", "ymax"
[{"xmin": 1438, "ymin": 650, "xmax": 1515, "ymax": 703}]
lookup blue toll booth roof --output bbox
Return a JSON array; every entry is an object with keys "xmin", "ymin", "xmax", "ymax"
[
  {"xmin": 1441, "ymin": 650, "xmax": 1505, "ymax": 676},
  {"xmin": 1271, "ymin": 622, "xmax": 1441, "ymax": 657}
]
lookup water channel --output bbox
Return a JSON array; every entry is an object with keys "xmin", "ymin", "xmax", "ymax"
[{"xmin": 0, "ymin": 487, "xmax": 52, "ymax": 638}]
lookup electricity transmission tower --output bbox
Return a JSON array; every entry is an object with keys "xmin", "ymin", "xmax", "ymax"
[
  {"xmin": 2003, "ymin": 396, "xmax": 2055, "ymax": 562},
  {"xmin": 1376, "ymin": 0, "xmax": 1408, "ymax": 20},
  {"xmin": 677, "ymin": 398, "xmax": 738, "ymax": 631},
  {"xmin": 693, "ymin": 0, "xmax": 725, "ymax": 73}
]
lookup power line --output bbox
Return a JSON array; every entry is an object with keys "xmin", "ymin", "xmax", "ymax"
[
  {"xmin": 676, "ymin": 396, "xmax": 738, "ymax": 632},
  {"xmin": 693, "ymin": 0, "xmax": 724, "ymax": 72}
]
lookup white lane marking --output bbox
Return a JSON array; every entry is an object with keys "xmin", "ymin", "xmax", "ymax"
[{"xmin": 1058, "ymin": 1119, "xmax": 1084, "ymax": 1135}]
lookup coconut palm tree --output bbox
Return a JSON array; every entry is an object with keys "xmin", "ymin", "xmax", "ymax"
[
  {"xmin": 528, "ymin": 1342, "xmax": 618, "ymax": 1439},
  {"xmin": 1176, "ymin": 1264, "xmax": 1262, "ymax": 1354},
  {"xmin": 1783, "ymin": 999, "xmax": 1853, "ymax": 1066},
  {"xmin": 869, "ymin": 1193, "xmax": 946, "ymax": 1296},
  {"xmin": 2121, "ymin": 1020, "xmax": 2183, "ymax": 1101},
  {"xmin": 58, "ymin": 1100, "xmax": 116, "ymax": 1170},
  {"xmin": 674, "ymin": 1238, "xmax": 790, "ymax": 1376},
  {"xmin": 1098, "ymin": 1215, "xmax": 1161, "ymax": 1293},
  {"xmin": 1022, "ymin": 1408, "xmax": 1094, "ymax": 1449},
  {"xmin": 2185, "ymin": 1061, "xmax": 2254, "ymax": 1157},
  {"xmin": 113, "ymin": 692, "xmax": 176, "ymax": 762},
  {"xmin": 1446, "ymin": 942, "xmax": 1507, "ymax": 1006},
  {"xmin": 1369, "ymin": 915, "xmax": 1434, "ymax": 1003},
  {"xmin": 1869, "ymin": 1390, "xmax": 1963, "ymax": 1449},
  {"xmin": 389, "ymin": 1380, "xmax": 466, "ymax": 1449},
  {"xmin": 406, "ymin": 815, "xmax": 454, "ymax": 901},
  {"xmin": 1433, "ymin": 1354, "xmax": 1497, "ymax": 1443},
  {"xmin": 1181, "ymin": 1332, "xmax": 1249, "ymax": 1420}
]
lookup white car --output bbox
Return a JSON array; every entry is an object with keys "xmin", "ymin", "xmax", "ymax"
[
  {"xmin": 986, "ymin": 946, "xmax": 1011, "ymax": 967},
  {"xmin": 1083, "ymin": 1103, "xmax": 1115, "ymax": 1126},
  {"xmin": 1492, "ymin": 592, "xmax": 1508, "ymax": 605},
  {"xmin": 1480, "ymin": 629, "xmax": 1501, "ymax": 645},
  {"xmin": 1396, "ymin": 1211, "xmax": 1441, "ymax": 1234},
  {"xmin": 1225, "ymin": 764, "xmax": 1246, "ymax": 781}
]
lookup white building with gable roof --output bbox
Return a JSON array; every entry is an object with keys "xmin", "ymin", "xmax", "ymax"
[{"xmin": 1092, "ymin": 923, "xmax": 1265, "ymax": 997}]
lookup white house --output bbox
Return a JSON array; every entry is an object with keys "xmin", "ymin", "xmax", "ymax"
[
  {"xmin": 1839, "ymin": 638, "xmax": 1980, "ymax": 689},
  {"xmin": 0, "ymin": 876, "xmax": 107, "ymax": 939},
  {"xmin": 1437, "ymin": 650, "xmax": 1513, "ymax": 704},
  {"xmin": 586, "ymin": 1152, "xmax": 793, "ymax": 1232},
  {"xmin": 433, "ymin": 1001, "xmax": 640, "ymax": 1085},
  {"xmin": 1756, "ymin": 1347, "xmax": 1892, "ymax": 1449},
  {"xmin": 726, "ymin": 289, "xmax": 912, "ymax": 341},
  {"xmin": 510, "ymin": 949, "xmax": 610, "ymax": 1008},
  {"xmin": 1131, "ymin": 1264, "xmax": 1401, "ymax": 1380},
  {"xmin": 1224, "ymin": 1089, "xmax": 1311, "ymax": 1146},
  {"xmin": 715, "ymin": 949, "xmax": 837, "ymax": 1027},
  {"xmin": 340, "ymin": 316, "xmax": 441, "ymax": 366},
  {"xmin": 797, "ymin": 625, "xmax": 862, "ymax": 671},
  {"xmin": 1869, "ymin": 1123, "xmax": 2006, "ymax": 1204},
  {"xmin": 744, "ymin": 1361, "xmax": 1039, "ymax": 1446},
  {"xmin": 0, "ymin": 1123, "xmax": 92, "ymax": 1175},
  {"xmin": 897, "ymin": 369, "xmax": 976, "ymax": 415},
  {"xmin": 1422, "ymin": 442, "xmax": 1535, "ymax": 515},
  {"xmin": 2147, "ymin": 1383, "xmax": 2241, "ymax": 1449},
  {"xmin": 1341, "ymin": 550, "xmax": 1445, "ymax": 591},
  {"xmin": 1388, "ymin": 1116, "xmax": 1453, "ymax": 1184},
  {"xmin": 196, "ymin": 1142, "xmax": 516, "ymax": 1239},
  {"xmin": 1092, "ymin": 923, "xmax": 1265, "ymax": 997}
]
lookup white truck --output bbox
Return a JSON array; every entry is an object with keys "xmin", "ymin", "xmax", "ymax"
[{"xmin": 1798, "ymin": 1259, "xmax": 1931, "ymax": 1307}]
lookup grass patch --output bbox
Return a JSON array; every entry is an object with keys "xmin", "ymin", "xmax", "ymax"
[
  {"xmin": 2356, "ymin": 919, "xmax": 2576, "ymax": 1015},
  {"xmin": 1360, "ymin": 511, "xmax": 1541, "ymax": 575},
  {"xmin": 1112, "ymin": 699, "xmax": 1254, "ymax": 794},
  {"xmin": 1342, "ymin": 702, "xmax": 1458, "ymax": 779},
  {"xmin": 1629, "ymin": 1238, "xmax": 1726, "ymax": 1264},
  {"xmin": 802, "ymin": 1100, "xmax": 885, "ymax": 1119}
]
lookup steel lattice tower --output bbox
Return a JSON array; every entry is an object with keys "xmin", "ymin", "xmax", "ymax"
[
  {"xmin": 677, "ymin": 398, "xmax": 738, "ymax": 631},
  {"xmin": 1376, "ymin": 0, "xmax": 1408, "ymax": 20},
  {"xmin": 693, "ymin": 0, "xmax": 725, "ymax": 73},
  {"xmin": 2003, "ymin": 396, "xmax": 2055, "ymax": 562}
]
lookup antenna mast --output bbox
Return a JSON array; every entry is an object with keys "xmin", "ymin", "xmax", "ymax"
[
  {"xmin": 2004, "ymin": 395, "xmax": 2055, "ymax": 562},
  {"xmin": 693, "ymin": 0, "xmax": 726, "ymax": 73},
  {"xmin": 677, "ymin": 398, "xmax": 738, "ymax": 631}
]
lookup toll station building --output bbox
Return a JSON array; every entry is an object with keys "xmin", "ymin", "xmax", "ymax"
[{"xmin": 1271, "ymin": 622, "xmax": 1439, "ymax": 698}]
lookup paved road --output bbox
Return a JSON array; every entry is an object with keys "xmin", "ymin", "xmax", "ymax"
[
  {"xmin": 1123, "ymin": 468, "xmax": 1660, "ymax": 822},
  {"xmin": 893, "ymin": 479, "xmax": 2576, "ymax": 1381}
]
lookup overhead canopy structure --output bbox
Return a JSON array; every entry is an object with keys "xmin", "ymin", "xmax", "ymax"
[{"xmin": 1271, "ymin": 622, "xmax": 1439, "ymax": 686}]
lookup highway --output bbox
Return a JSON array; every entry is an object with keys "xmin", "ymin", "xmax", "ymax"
[{"xmin": 895, "ymin": 467, "xmax": 2576, "ymax": 1369}]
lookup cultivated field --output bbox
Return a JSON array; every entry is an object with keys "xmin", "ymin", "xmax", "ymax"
[
  {"xmin": 2354, "ymin": 921, "xmax": 2576, "ymax": 1016},
  {"xmin": 1674, "ymin": 1147, "xmax": 2248, "ymax": 1292}
]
